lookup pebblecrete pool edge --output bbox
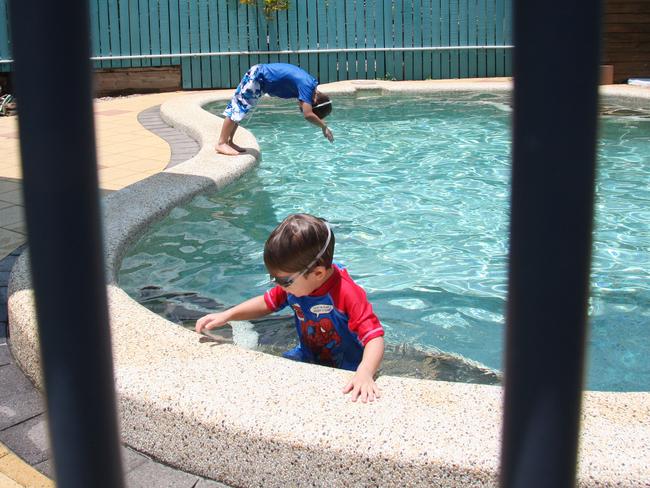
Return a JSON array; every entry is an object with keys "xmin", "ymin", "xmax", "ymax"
[{"xmin": 7, "ymin": 80, "xmax": 650, "ymax": 487}]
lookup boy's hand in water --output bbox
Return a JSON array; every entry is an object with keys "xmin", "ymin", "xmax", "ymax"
[
  {"xmin": 195, "ymin": 312, "xmax": 229, "ymax": 333},
  {"xmin": 322, "ymin": 127, "xmax": 334, "ymax": 142}
]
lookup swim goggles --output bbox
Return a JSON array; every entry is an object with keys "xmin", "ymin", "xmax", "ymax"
[{"xmin": 270, "ymin": 222, "xmax": 332, "ymax": 288}]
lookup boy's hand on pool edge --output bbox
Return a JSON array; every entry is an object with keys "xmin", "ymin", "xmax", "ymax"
[
  {"xmin": 195, "ymin": 312, "xmax": 229, "ymax": 333},
  {"xmin": 343, "ymin": 336, "xmax": 384, "ymax": 402},
  {"xmin": 342, "ymin": 371, "xmax": 381, "ymax": 403}
]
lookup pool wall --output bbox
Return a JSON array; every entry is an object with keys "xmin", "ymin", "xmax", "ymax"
[{"xmin": 7, "ymin": 80, "xmax": 650, "ymax": 487}]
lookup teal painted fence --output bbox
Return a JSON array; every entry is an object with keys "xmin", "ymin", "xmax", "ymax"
[{"xmin": 0, "ymin": 0, "xmax": 512, "ymax": 88}]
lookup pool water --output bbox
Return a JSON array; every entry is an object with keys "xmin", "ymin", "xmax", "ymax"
[{"xmin": 119, "ymin": 92, "xmax": 650, "ymax": 391}]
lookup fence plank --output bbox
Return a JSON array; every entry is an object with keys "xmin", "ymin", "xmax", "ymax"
[
  {"xmin": 187, "ymin": 0, "xmax": 201, "ymax": 86},
  {"xmin": 374, "ymin": 0, "xmax": 385, "ymax": 79},
  {"xmin": 116, "ymin": 0, "xmax": 131, "ymax": 68},
  {"xmin": 325, "ymin": 0, "xmax": 338, "ymax": 81},
  {"xmin": 382, "ymin": 0, "xmax": 393, "ymax": 79},
  {"xmin": 404, "ymin": 0, "xmax": 414, "ymax": 80},
  {"xmin": 214, "ymin": 0, "xmax": 230, "ymax": 87},
  {"xmin": 440, "ymin": 0, "xmax": 450, "ymax": 78},
  {"xmin": 237, "ymin": 2, "xmax": 250, "ymax": 74},
  {"xmin": 363, "ymin": 0, "xmax": 375, "ymax": 79},
  {"xmin": 477, "ymin": 0, "xmax": 486, "ymax": 76},
  {"xmin": 449, "ymin": 0, "xmax": 459, "ymax": 77},
  {"xmin": 296, "ymin": 0, "xmax": 309, "ymax": 70},
  {"xmin": 178, "ymin": 0, "xmax": 192, "ymax": 88},
  {"xmin": 98, "ymin": 0, "xmax": 111, "ymax": 69},
  {"xmin": 89, "ymin": 0, "xmax": 102, "ymax": 69},
  {"xmin": 149, "ymin": 0, "xmax": 161, "ymax": 67},
  {"xmin": 159, "ymin": 0, "xmax": 171, "ymax": 67},
  {"xmin": 394, "ymin": 0, "xmax": 405, "ymax": 80},
  {"xmin": 495, "ymin": 0, "xmax": 505, "ymax": 75},
  {"xmin": 468, "ymin": 0, "xmax": 477, "ymax": 77},
  {"xmin": 317, "ymin": 0, "xmax": 330, "ymax": 82},
  {"xmin": 307, "ymin": 0, "xmax": 318, "ymax": 76},
  {"xmin": 344, "ymin": 1, "xmax": 356, "ymax": 78},
  {"xmin": 486, "ymin": 0, "xmax": 496, "ymax": 75},
  {"xmin": 206, "ymin": 0, "xmax": 220, "ymax": 87},
  {"xmin": 421, "ymin": 0, "xmax": 432, "ymax": 79},
  {"xmin": 169, "ymin": 0, "xmax": 181, "ymax": 67},
  {"xmin": 247, "ymin": 3, "xmax": 260, "ymax": 67},
  {"xmin": 254, "ymin": 7, "xmax": 270, "ymax": 63},
  {"xmin": 459, "ymin": 0, "xmax": 468, "ymax": 77},
  {"xmin": 107, "ymin": 0, "xmax": 121, "ymax": 68},
  {"xmin": 337, "ymin": 0, "xmax": 348, "ymax": 80},
  {"xmin": 198, "ymin": 0, "xmax": 211, "ymax": 87},
  {"xmin": 358, "ymin": 0, "xmax": 368, "ymax": 78},
  {"xmin": 431, "ymin": 0, "xmax": 441, "ymax": 78},
  {"xmin": 277, "ymin": 8, "xmax": 290, "ymax": 64},
  {"xmin": 504, "ymin": 0, "xmax": 512, "ymax": 74},
  {"xmin": 412, "ymin": 0, "xmax": 423, "ymax": 80},
  {"xmin": 0, "ymin": 0, "xmax": 9, "ymax": 73},
  {"xmin": 139, "ymin": 0, "xmax": 152, "ymax": 67},
  {"xmin": 227, "ymin": 1, "xmax": 241, "ymax": 86},
  {"xmin": 263, "ymin": 8, "xmax": 274, "ymax": 65},
  {"xmin": 288, "ymin": 1, "xmax": 300, "ymax": 67}
]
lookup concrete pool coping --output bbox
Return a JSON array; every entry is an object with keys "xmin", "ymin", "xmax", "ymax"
[{"xmin": 7, "ymin": 79, "xmax": 650, "ymax": 487}]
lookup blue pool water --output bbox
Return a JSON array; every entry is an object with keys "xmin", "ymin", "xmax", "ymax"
[{"xmin": 119, "ymin": 92, "xmax": 650, "ymax": 391}]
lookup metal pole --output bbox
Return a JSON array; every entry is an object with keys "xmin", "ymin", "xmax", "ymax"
[
  {"xmin": 501, "ymin": 0, "xmax": 601, "ymax": 487},
  {"xmin": 8, "ymin": 1, "xmax": 124, "ymax": 487}
]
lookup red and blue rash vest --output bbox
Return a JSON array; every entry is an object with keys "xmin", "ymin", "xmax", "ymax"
[{"xmin": 264, "ymin": 263, "xmax": 384, "ymax": 371}]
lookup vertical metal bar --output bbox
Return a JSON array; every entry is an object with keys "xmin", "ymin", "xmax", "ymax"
[
  {"xmin": 501, "ymin": 0, "xmax": 602, "ymax": 487},
  {"xmin": 8, "ymin": 1, "xmax": 124, "ymax": 487}
]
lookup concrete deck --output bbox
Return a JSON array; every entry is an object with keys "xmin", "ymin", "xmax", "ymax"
[{"xmin": 4, "ymin": 80, "xmax": 650, "ymax": 487}]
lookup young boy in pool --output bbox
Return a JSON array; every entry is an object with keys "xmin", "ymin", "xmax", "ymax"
[
  {"xmin": 216, "ymin": 63, "xmax": 334, "ymax": 156},
  {"xmin": 195, "ymin": 214, "xmax": 385, "ymax": 402}
]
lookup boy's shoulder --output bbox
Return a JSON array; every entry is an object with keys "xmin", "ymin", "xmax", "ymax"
[{"xmin": 331, "ymin": 263, "xmax": 369, "ymax": 302}]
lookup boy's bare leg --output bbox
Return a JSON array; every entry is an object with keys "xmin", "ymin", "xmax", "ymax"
[
  {"xmin": 216, "ymin": 118, "xmax": 241, "ymax": 155},
  {"xmin": 227, "ymin": 123, "xmax": 246, "ymax": 153}
]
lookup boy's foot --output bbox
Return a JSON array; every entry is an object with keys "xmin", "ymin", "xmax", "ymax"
[
  {"xmin": 215, "ymin": 143, "xmax": 240, "ymax": 156},
  {"xmin": 228, "ymin": 142, "xmax": 247, "ymax": 153}
]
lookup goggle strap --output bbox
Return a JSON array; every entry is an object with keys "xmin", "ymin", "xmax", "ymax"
[
  {"xmin": 313, "ymin": 100, "xmax": 332, "ymax": 109},
  {"xmin": 304, "ymin": 222, "xmax": 332, "ymax": 271}
]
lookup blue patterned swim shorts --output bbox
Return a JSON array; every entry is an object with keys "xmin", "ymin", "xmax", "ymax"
[{"xmin": 223, "ymin": 65, "xmax": 264, "ymax": 123}]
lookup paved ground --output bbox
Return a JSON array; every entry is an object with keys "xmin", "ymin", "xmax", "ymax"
[
  {"xmin": 0, "ymin": 91, "xmax": 212, "ymax": 262},
  {"xmin": 0, "ymin": 91, "xmax": 231, "ymax": 487}
]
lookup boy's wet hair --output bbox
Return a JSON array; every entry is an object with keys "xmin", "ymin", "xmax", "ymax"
[
  {"xmin": 312, "ymin": 92, "xmax": 332, "ymax": 119},
  {"xmin": 264, "ymin": 214, "xmax": 335, "ymax": 274}
]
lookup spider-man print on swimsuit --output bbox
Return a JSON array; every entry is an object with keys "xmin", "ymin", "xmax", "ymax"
[{"xmin": 264, "ymin": 264, "xmax": 384, "ymax": 371}]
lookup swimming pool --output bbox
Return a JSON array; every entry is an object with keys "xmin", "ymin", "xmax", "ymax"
[{"xmin": 119, "ymin": 92, "xmax": 650, "ymax": 392}]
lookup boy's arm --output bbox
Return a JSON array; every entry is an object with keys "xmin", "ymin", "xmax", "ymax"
[
  {"xmin": 356, "ymin": 336, "xmax": 385, "ymax": 377},
  {"xmin": 342, "ymin": 336, "xmax": 385, "ymax": 403},
  {"xmin": 195, "ymin": 295, "xmax": 271, "ymax": 333},
  {"xmin": 299, "ymin": 101, "xmax": 334, "ymax": 142}
]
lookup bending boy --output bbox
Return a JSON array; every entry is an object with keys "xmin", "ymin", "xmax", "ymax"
[
  {"xmin": 196, "ymin": 214, "xmax": 385, "ymax": 402},
  {"xmin": 217, "ymin": 63, "xmax": 333, "ymax": 155}
]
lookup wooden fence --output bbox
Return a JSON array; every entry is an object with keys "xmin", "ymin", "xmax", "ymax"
[
  {"xmin": 0, "ymin": 0, "xmax": 513, "ymax": 88},
  {"xmin": 602, "ymin": 0, "xmax": 650, "ymax": 83}
]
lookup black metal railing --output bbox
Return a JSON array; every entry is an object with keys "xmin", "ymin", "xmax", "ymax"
[
  {"xmin": 9, "ymin": 1, "xmax": 124, "ymax": 487},
  {"xmin": 501, "ymin": 0, "xmax": 601, "ymax": 487}
]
